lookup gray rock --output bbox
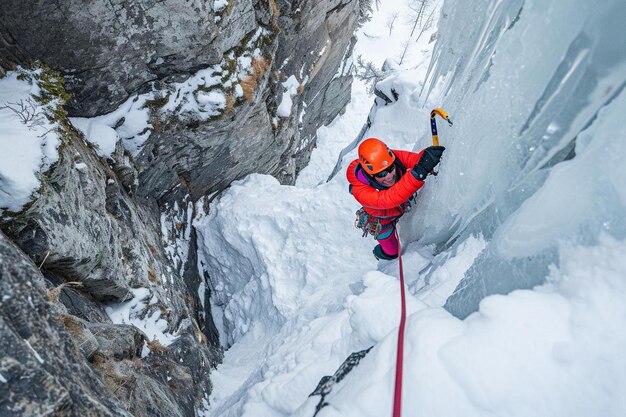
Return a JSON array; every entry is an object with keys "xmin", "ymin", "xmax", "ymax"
[
  {"xmin": 58, "ymin": 286, "xmax": 111, "ymax": 323},
  {"xmin": 0, "ymin": 1, "xmax": 227, "ymax": 116},
  {"xmin": 1, "ymin": 0, "xmax": 358, "ymax": 201},
  {"xmin": 136, "ymin": 0, "xmax": 358, "ymax": 202},
  {"xmin": 128, "ymin": 367, "xmax": 187, "ymax": 417},
  {"xmin": 1, "ymin": 111, "xmax": 220, "ymax": 416},
  {"xmin": 3, "ymin": 129, "xmax": 138, "ymax": 302},
  {"xmin": 283, "ymin": 1, "xmax": 358, "ymax": 177},
  {"xmin": 70, "ymin": 322, "xmax": 100, "ymax": 360},
  {"xmin": 308, "ymin": 347, "xmax": 372, "ymax": 416},
  {"xmin": 88, "ymin": 323, "xmax": 146, "ymax": 361},
  {"xmin": 0, "ymin": 226, "xmax": 219, "ymax": 416},
  {"xmin": 0, "ymin": 231, "xmax": 133, "ymax": 417},
  {"xmin": 0, "ymin": 356, "xmax": 73, "ymax": 417}
]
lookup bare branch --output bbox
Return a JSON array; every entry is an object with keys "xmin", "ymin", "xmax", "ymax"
[
  {"xmin": 0, "ymin": 98, "xmax": 47, "ymax": 130},
  {"xmin": 386, "ymin": 11, "xmax": 400, "ymax": 36},
  {"xmin": 415, "ymin": 7, "xmax": 436, "ymax": 43},
  {"xmin": 357, "ymin": 0, "xmax": 374, "ymax": 27},
  {"xmin": 406, "ymin": 0, "xmax": 431, "ymax": 37},
  {"xmin": 399, "ymin": 39, "xmax": 411, "ymax": 65}
]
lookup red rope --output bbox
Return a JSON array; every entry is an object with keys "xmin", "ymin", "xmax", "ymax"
[{"xmin": 392, "ymin": 229, "xmax": 407, "ymax": 417}]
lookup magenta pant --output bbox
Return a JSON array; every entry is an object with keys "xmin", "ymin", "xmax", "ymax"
[{"xmin": 377, "ymin": 224, "xmax": 398, "ymax": 255}]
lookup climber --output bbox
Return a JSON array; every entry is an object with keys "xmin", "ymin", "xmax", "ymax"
[{"xmin": 346, "ymin": 137, "xmax": 445, "ymax": 260}]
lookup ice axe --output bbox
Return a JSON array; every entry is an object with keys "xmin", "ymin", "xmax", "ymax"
[
  {"xmin": 428, "ymin": 108, "xmax": 452, "ymax": 176},
  {"xmin": 430, "ymin": 107, "xmax": 453, "ymax": 146}
]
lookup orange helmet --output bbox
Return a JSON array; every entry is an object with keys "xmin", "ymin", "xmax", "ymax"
[{"xmin": 358, "ymin": 138, "xmax": 395, "ymax": 175}]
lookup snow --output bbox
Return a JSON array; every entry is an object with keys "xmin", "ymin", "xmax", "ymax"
[
  {"xmin": 315, "ymin": 236, "xmax": 626, "ymax": 417},
  {"xmin": 0, "ymin": 0, "xmax": 620, "ymax": 413},
  {"xmin": 276, "ymin": 75, "xmax": 301, "ymax": 118},
  {"xmin": 162, "ymin": 65, "xmax": 227, "ymax": 118},
  {"xmin": 0, "ymin": 373, "xmax": 6, "ymax": 383},
  {"xmin": 296, "ymin": 77, "xmax": 371, "ymax": 188},
  {"xmin": 410, "ymin": 234, "xmax": 487, "ymax": 307},
  {"xmin": 193, "ymin": 0, "xmax": 626, "ymax": 415},
  {"xmin": 358, "ymin": 0, "xmax": 441, "ymax": 71},
  {"xmin": 0, "ymin": 71, "xmax": 61, "ymax": 214},
  {"xmin": 214, "ymin": 0, "xmax": 228, "ymax": 13},
  {"xmin": 234, "ymin": 84, "xmax": 244, "ymax": 98},
  {"xmin": 71, "ymin": 94, "xmax": 151, "ymax": 157},
  {"xmin": 197, "ymin": 91, "xmax": 227, "ymax": 109},
  {"xmin": 74, "ymin": 162, "xmax": 88, "ymax": 172},
  {"xmin": 25, "ymin": 340, "xmax": 44, "ymax": 364},
  {"xmin": 105, "ymin": 288, "xmax": 178, "ymax": 348}
]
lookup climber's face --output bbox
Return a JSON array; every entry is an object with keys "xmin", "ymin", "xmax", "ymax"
[{"xmin": 374, "ymin": 165, "xmax": 397, "ymax": 187}]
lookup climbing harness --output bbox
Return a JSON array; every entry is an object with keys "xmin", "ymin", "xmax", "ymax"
[
  {"xmin": 392, "ymin": 228, "xmax": 407, "ymax": 417},
  {"xmin": 355, "ymin": 205, "xmax": 412, "ymax": 240},
  {"xmin": 355, "ymin": 208, "xmax": 383, "ymax": 238},
  {"xmin": 392, "ymin": 108, "xmax": 452, "ymax": 417}
]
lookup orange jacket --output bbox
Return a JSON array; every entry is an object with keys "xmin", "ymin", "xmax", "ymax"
[{"xmin": 346, "ymin": 149, "xmax": 426, "ymax": 222}]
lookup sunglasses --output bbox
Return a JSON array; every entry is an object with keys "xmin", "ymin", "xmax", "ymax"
[{"xmin": 374, "ymin": 165, "xmax": 395, "ymax": 178}]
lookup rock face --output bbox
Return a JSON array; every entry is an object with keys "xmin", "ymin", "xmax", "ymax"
[
  {"xmin": 1, "ymin": 0, "xmax": 357, "ymax": 199},
  {"xmin": 135, "ymin": 0, "xmax": 358, "ymax": 201},
  {"xmin": 0, "ymin": 0, "xmax": 358, "ymax": 415},
  {"xmin": 0, "ymin": 230, "xmax": 221, "ymax": 416},
  {"xmin": 0, "ymin": 231, "xmax": 132, "ymax": 416},
  {"xmin": 0, "ymin": 120, "xmax": 221, "ymax": 415},
  {"xmin": 1, "ymin": 1, "xmax": 241, "ymax": 117},
  {"xmin": 308, "ymin": 347, "xmax": 372, "ymax": 416}
]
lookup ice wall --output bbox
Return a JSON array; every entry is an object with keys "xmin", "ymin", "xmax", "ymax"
[{"xmin": 404, "ymin": 0, "xmax": 626, "ymax": 318}]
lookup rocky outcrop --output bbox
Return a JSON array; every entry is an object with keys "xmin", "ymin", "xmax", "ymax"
[
  {"xmin": 0, "ymin": 229, "xmax": 223, "ymax": 417},
  {"xmin": 1, "ymin": 1, "xmax": 242, "ymax": 117},
  {"xmin": 0, "ymin": 230, "xmax": 132, "ymax": 416},
  {"xmin": 308, "ymin": 347, "xmax": 372, "ymax": 416},
  {"xmin": 136, "ymin": 0, "xmax": 358, "ymax": 202},
  {"xmin": 1, "ymin": 1, "xmax": 357, "ymax": 203},
  {"xmin": 0, "ymin": 115, "xmax": 221, "ymax": 415},
  {"xmin": 0, "ymin": 0, "xmax": 359, "ymax": 415}
]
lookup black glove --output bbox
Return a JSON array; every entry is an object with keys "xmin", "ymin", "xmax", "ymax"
[{"xmin": 412, "ymin": 146, "xmax": 445, "ymax": 180}]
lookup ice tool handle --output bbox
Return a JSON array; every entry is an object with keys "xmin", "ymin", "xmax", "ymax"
[{"xmin": 429, "ymin": 107, "xmax": 453, "ymax": 147}]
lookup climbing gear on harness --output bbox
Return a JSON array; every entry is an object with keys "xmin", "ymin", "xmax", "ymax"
[
  {"xmin": 358, "ymin": 138, "xmax": 396, "ymax": 175},
  {"xmin": 373, "ymin": 244, "xmax": 398, "ymax": 260},
  {"xmin": 355, "ymin": 208, "xmax": 404, "ymax": 240},
  {"xmin": 392, "ymin": 228, "xmax": 407, "ymax": 417},
  {"xmin": 430, "ymin": 108, "xmax": 453, "ymax": 147},
  {"xmin": 354, "ymin": 208, "xmax": 383, "ymax": 238}
]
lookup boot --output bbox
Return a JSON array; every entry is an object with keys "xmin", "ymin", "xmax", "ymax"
[{"xmin": 373, "ymin": 244, "xmax": 398, "ymax": 260}]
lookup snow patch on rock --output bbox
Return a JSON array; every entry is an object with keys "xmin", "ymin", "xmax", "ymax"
[{"xmin": 0, "ymin": 71, "xmax": 61, "ymax": 214}]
